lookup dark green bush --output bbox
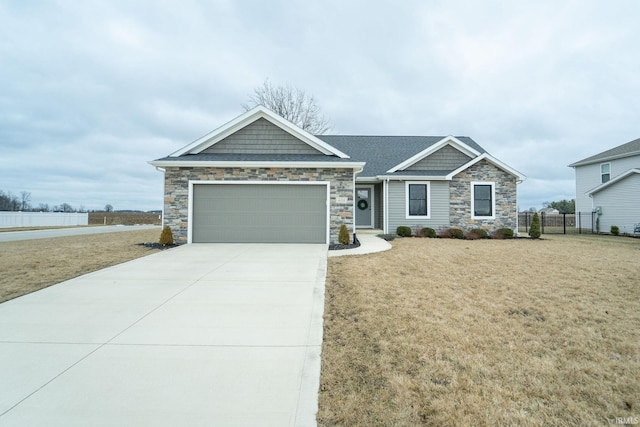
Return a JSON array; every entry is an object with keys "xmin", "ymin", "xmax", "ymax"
[
  {"xmin": 493, "ymin": 228, "xmax": 514, "ymax": 239},
  {"xmin": 448, "ymin": 228, "xmax": 464, "ymax": 239},
  {"xmin": 159, "ymin": 225, "xmax": 174, "ymax": 246},
  {"xmin": 467, "ymin": 228, "xmax": 488, "ymax": 239},
  {"xmin": 338, "ymin": 224, "xmax": 350, "ymax": 245},
  {"xmin": 421, "ymin": 227, "xmax": 437, "ymax": 238},
  {"xmin": 396, "ymin": 226, "xmax": 412, "ymax": 237},
  {"xmin": 529, "ymin": 213, "xmax": 541, "ymax": 239},
  {"xmin": 610, "ymin": 225, "xmax": 620, "ymax": 236}
]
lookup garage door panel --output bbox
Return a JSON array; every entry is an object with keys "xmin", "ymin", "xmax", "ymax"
[{"xmin": 192, "ymin": 184, "xmax": 327, "ymax": 243}]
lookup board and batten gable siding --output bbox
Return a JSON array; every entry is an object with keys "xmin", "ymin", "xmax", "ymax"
[
  {"xmin": 201, "ymin": 118, "xmax": 321, "ymax": 155},
  {"xmin": 406, "ymin": 145, "xmax": 472, "ymax": 171},
  {"xmin": 574, "ymin": 154, "xmax": 640, "ymax": 214},
  {"xmin": 592, "ymin": 173, "xmax": 640, "ymax": 235},
  {"xmin": 387, "ymin": 180, "xmax": 450, "ymax": 232}
]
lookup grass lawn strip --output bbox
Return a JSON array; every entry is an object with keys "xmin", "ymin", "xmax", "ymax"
[
  {"xmin": 0, "ymin": 228, "xmax": 162, "ymax": 303},
  {"xmin": 319, "ymin": 235, "xmax": 640, "ymax": 426}
]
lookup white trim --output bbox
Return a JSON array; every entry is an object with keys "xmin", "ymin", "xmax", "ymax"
[
  {"xmin": 187, "ymin": 180, "xmax": 331, "ymax": 244},
  {"xmin": 383, "ymin": 178, "xmax": 389, "ymax": 234},
  {"xmin": 355, "ymin": 185, "xmax": 375, "ymax": 228},
  {"xmin": 149, "ymin": 160, "xmax": 365, "ymax": 169},
  {"xmin": 587, "ymin": 168, "xmax": 640, "ymax": 196},
  {"xmin": 446, "ymin": 153, "xmax": 526, "ymax": 181},
  {"xmin": 387, "ymin": 136, "xmax": 481, "ymax": 173},
  {"xmin": 471, "ymin": 181, "xmax": 496, "ymax": 220},
  {"xmin": 170, "ymin": 106, "xmax": 350, "ymax": 158},
  {"xmin": 405, "ymin": 181, "xmax": 431, "ymax": 219}
]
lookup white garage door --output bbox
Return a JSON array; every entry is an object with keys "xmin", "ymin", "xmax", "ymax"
[{"xmin": 192, "ymin": 183, "xmax": 327, "ymax": 243}]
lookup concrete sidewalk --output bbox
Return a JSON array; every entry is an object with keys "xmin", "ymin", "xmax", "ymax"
[
  {"xmin": 0, "ymin": 244, "xmax": 327, "ymax": 426},
  {"xmin": 328, "ymin": 230, "xmax": 392, "ymax": 257}
]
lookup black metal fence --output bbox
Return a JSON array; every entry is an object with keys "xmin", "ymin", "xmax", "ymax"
[{"xmin": 518, "ymin": 212, "xmax": 596, "ymax": 235}]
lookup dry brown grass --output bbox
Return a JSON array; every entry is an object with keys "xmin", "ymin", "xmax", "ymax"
[
  {"xmin": 0, "ymin": 228, "xmax": 162, "ymax": 303},
  {"xmin": 319, "ymin": 235, "xmax": 640, "ymax": 426}
]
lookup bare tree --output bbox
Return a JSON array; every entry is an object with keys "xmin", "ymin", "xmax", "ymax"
[
  {"xmin": 20, "ymin": 191, "xmax": 31, "ymax": 211},
  {"xmin": 242, "ymin": 79, "xmax": 331, "ymax": 134}
]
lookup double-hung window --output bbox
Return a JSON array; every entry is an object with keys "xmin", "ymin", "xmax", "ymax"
[
  {"xmin": 601, "ymin": 163, "xmax": 610, "ymax": 183},
  {"xmin": 471, "ymin": 182, "xmax": 495, "ymax": 219},
  {"xmin": 406, "ymin": 182, "xmax": 430, "ymax": 218}
]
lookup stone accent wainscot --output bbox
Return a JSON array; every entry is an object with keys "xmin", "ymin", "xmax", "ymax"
[
  {"xmin": 163, "ymin": 167, "xmax": 355, "ymax": 244},
  {"xmin": 449, "ymin": 160, "xmax": 518, "ymax": 231}
]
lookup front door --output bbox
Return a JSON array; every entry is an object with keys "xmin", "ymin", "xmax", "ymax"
[{"xmin": 355, "ymin": 186, "xmax": 373, "ymax": 228}]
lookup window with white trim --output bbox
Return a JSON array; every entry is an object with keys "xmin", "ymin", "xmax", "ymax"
[
  {"xmin": 405, "ymin": 182, "xmax": 430, "ymax": 218},
  {"xmin": 601, "ymin": 163, "xmax": 610, "ymax": 183},
  {"xmin": 471, "ymin": 182, "xmax": 495, "ymax": 219}
]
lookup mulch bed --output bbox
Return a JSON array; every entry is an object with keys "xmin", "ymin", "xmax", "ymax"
[{"xmin": 328, "ymin": 236, "xmax": 360, "ymax": 251}]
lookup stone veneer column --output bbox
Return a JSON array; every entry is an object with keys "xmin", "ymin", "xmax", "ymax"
[{"xmin": 162, "ymin": 167, "xmax": 355, "ymax": 244}]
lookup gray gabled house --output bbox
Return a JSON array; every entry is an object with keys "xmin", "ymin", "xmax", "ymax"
[
  {"xmin": 150, "ymin": 106, "xmax": 525, "ymax": 244},
  {"xmin": 569, "ymin": 138, "xmax": 640, "ymax": 234}
]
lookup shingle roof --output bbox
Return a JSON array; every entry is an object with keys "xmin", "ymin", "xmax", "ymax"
[
  {"xmin": 316, "ymin": 135, "xmax": 485, "ymax": 177},
  {"xmin": 569, "ymin": 137, "xmax": 640, "ymax": 167}
]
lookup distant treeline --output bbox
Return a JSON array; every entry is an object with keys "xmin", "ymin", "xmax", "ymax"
[{"xmin": 0, "ymin": 190, "xmax": 159, "ymax": 214}]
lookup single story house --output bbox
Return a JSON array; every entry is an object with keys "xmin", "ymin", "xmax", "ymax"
[
  {"xmin": 150, "ymin": 106, "xmax": 525, "ymax": 244},
  {"xmin": 569, "ymin": 137, "xmax": 640, "ymax": 234}
]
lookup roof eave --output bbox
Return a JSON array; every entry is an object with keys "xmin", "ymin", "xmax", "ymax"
[{"xmin": 148, "ymin": 160, "xmax": 366, "ymax": 169}]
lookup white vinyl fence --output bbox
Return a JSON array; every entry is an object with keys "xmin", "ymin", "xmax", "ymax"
[{"xmin": 0, "ymin": 212, "xmax": 89, "ymax": 228}]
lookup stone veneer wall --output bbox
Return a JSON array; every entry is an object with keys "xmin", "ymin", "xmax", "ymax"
[
  {"xmin": 162, "ymin": 166, "xmax": 355, "ymax": 244},
  {"xmin": 449, "ymin": 160, "xmax": 518, "ymax": 231}
]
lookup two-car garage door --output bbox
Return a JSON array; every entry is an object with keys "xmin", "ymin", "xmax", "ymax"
[{"xmin": 192, "ymin": 183, "xmax": 328, "ymax": 243}]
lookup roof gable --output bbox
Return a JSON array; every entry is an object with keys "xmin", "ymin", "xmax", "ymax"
[
  {"xmin": 387, "ymin": 136, "xmax": 481, "ymax": 173},
  {"xmin": 170, "ymin": 106, "xmax": 350, "ymax": 158},
  {"xmin": 447, "ymin": 153, "xmax": 526, "ymax": 181},
  {"xmin": 405, "ymin": 144, "xmax": 473, "ymax": 172},
  {"xmin": 587, "ymin": 168, "xmax": 640, "ymax": 195},
  {"xmin": 201, "ymin": 118, "xmax": 321, "ymax": 155},
  {"xmin": 569, "ymin": 137, "xmax": 640, "ymax": 167}
]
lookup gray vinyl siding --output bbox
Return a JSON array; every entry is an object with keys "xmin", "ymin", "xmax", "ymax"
[
  {"xmin": 192, "ymin": 184, "xmax": 326, "ymax": 243},
  {"xmin": 574, "ymin": 154, "xmax": 640, "ymax": 214},
  {"xmin": 202, "ymin": 118, "xmax": 321, "ymax": 155},
  {"xmin": 406, "ymin": 145, "xmax": 472, "ymax": 171},
  {"xmin": 387, "ymin": 181, "xmax": 450, "ymax": 232},
  {"xmin": 592, "ymin": 173, "xmax": 640, "ymax": 235}
]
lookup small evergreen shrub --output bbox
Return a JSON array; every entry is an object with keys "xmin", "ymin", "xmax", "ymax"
[
  {"xmin": 421, "ymin": 227, "xmax": 437, "ymax": 238},
  {"xmin": 529, "ymin": 213, "xmax": 541, "ymax": 239},
  {"xmin": 338, "ymin": 224, "xmax": 350, "ymax": 245},
  {"xmin": 611, "ymin": 225, "xmax": 620, "ymax": 236},
  {"xmin": 159, "ymin": 225, "xmax": 174, "ymax": 246},
  {"xmin": 396, "ymin": 226, "xmax": 412, "ymax": 237},
  {"xmin": 466, "ymin": 228, "xmax": 488, "ymax": 239},
  {"xmin": 448, "ymin": 228, "xmax": 464, "ymax": 239},
  {"xmin": 493, "ymin": 228, "xmax": 514, "ymax": 239}
]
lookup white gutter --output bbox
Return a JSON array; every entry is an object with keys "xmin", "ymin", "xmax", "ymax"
[{"xmin": 148, "ymin": 160, "xmax": 366, "ymax": 169}]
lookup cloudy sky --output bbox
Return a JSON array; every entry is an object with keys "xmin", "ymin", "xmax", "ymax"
[{"xmin": 2, "ymin": 0, "xmax": 639, "ymax": 212}]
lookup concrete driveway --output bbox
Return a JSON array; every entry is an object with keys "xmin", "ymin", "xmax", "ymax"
[{"xmin": 0, "ymin": 243, "xmax": 327, "ymax": 426}]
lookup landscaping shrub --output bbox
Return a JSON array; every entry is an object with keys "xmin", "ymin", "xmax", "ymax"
[
  {"xmin": 529, "ymin": 213, "xmax": 541, "ymax": 239},
  {"xmin": 159, "ymin": 225, "xmax": 174, "ymax": 246},
  {"xmin": 447, "ymin": 228, "xmax": 464, "ymax": 239},
  {"xmin": 421, "ymin": 227, "xmax": 437, "ymax": 238},
  {"xmin": 493, "ymin": 228, "xmax": 514, "ymax": 239},
  {"xmin": 466, "ymin": 228, "xmax": 488, "ymax": 239},
  {"xmin": 339, "ymin": 224, "xmax": 350, "ymax": 245},
  {"xmin": 611, "ymin": 225, "xmax": 620, "ymax": 236},
  {"xmin": 396, "ymin": 226, "xmax": 412, "ymax": 237}
]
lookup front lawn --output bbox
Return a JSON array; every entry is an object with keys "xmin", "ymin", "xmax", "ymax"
[{"xmin": 319, "ymin": 235, "xmax": 640, "ymax": 426}]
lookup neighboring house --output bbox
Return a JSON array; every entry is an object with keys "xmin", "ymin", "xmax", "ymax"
[
  {"xmin": 150, "ymin": 107, "xmax": 525, "ymax": 244},
  {"xmin": 569, "ymin": 138, "xmax": 640, "ymax": 234},
  {"xmin": 539, "ymin": 208, "xmax": 560, "ymax": 215}
]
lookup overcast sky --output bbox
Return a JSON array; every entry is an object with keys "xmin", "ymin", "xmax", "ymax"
[{"xmin": 2, "ymin": 0, "xmax": 639, "ymax": 212}]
